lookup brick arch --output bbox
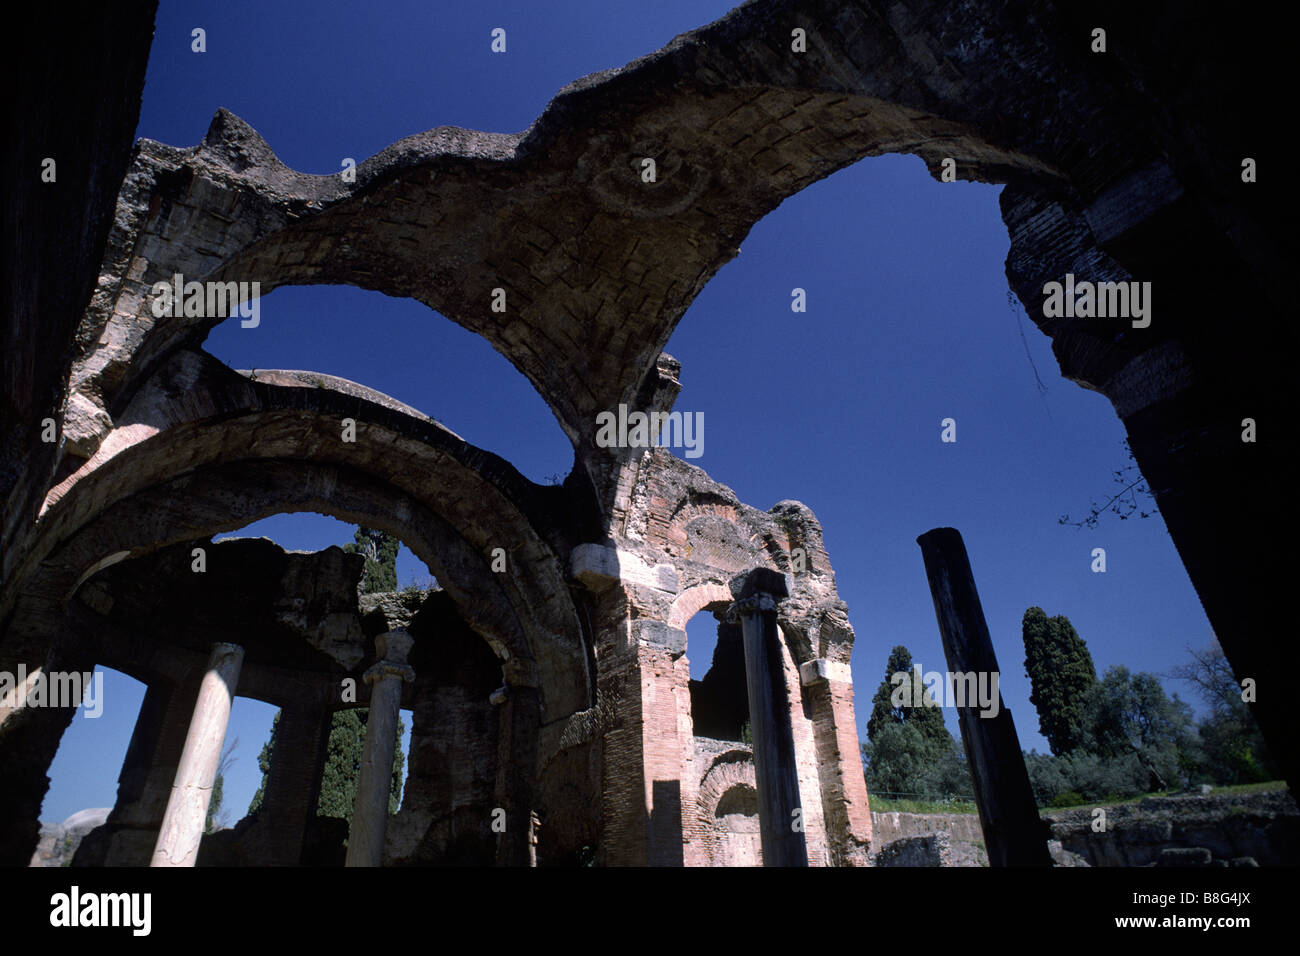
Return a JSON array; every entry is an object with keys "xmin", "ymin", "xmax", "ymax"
[
  {"xmin": 697, "ymin": 753, "xmax": 758, "ymax": 825},
  {"xmin": 3, "ymin": 355, "xmax": 591, "ymax": 720},
  {"xmin": 693, "ymin": 754, "xmax": 762, "ymax": 867},
  {"xmin": 668, "ymin": 582, "xmax": 733, "ymax": 631},
  {"xmin": 9, "ymin": 458, "xmax": 585, "ymax": 716},
  {"xmin": 70, "ymin": 0, "xmax": 1100, "ymax": 519},
  {"xmin": 72, "ymin": 65, "xmax": 1066, "ymax": 468}
]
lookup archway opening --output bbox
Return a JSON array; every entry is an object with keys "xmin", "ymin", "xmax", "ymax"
[
  {"xmin": 713, "ymin": 783, "xmax": 762, "ymax": 868},
  {"xmin": 685, "ymin": 603, "xmax": 748, "ymax": 745},
  {"xmin": 663, "ymin": 150, "xmax": 1217, "ymax": 767},
  {"xmin": 34, "ymin": 666, "xmax": 144, "ymax": 866},
  {"xmin": 201, "ymin": 284, "xmax": 576, "ymax": 486}
]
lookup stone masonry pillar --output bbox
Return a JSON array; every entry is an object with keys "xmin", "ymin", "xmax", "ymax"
[
  {"xmin": 257, "ymin": 702, "xmax": 332, "ymax": 865},
  {"xmin": 492, "ymin": 684, "xmax": 541, "ymax": 867},
  {"xmin": 345, "ymin": 629, "xmax": 414, "ymax": 867},
  {"xmin": 0, "ymin": 640, "xmax": 94, "ymax": 866},
  {"xmin": 799, "ymin": 658, "xmax": 873, "ymax": 865},
  {"xmin": 728, "ymin": 569, "xmax": 808, "ymax": 867},
  {"xmin": 74, "ymin": 671, "xmax": 202, "ymax": 866},
  {"xmin": 151, "ymin": 642, "xmax": 244, "ymax": 867}
]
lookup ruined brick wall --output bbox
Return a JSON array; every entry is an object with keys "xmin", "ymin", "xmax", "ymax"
[
  {"xmin": 4, "ymin": 0, "xmax": 1288, "ymax": 868},
  {"xmin": 586, "ymin": 447, "xmax": 867, "ymax": 865}
]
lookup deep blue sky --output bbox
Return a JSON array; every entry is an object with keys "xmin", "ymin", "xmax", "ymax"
[{"xmin": 42, "ymin": 0, "xmax": 1217, "ymax": 823}]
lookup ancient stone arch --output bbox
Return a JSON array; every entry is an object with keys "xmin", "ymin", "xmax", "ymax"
[
  {"xmin": 694, "ymin": 753, "xmax": 762, "ymax": 867},
  {"xmin": 3, "ymin": 0, "xmax": 1290, "ymax": 867}
]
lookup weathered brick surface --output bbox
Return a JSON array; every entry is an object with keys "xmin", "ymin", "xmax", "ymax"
[{"xmin": 5, "ymin": 0, "xmax": 1287, "ymax": 864}]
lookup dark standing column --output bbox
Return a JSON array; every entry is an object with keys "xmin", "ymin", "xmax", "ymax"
[
  {"xmin": 492, "ymin": 684, "xmax": 541, "ymax": 867},
  {"xmin": 917, "ymin": 528, "xmax": 1051, "ymax": 866},
  {"xmin": 728, "ymin": 568, "xmax": 807, "ymax": 867},
  {"xmin": 258, "ymin": 702, "xmax": 332, "ymax": 865}
]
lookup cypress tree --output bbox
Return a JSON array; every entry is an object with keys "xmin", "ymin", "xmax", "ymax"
[
  {"xmin": 344, "ymin": 527, "xmax": 399, "ymax": 593},
  {"xmin": 866, "ymin": 644, "xmax": 950, "ymax": 750},
  {"xmin": 1022, "ymin": 607, "xmax": 1098, "ymax": 755},
  {"xmin": 247, "ymin": 710, "xmax": 279, "ymax": 815},
  {"xmin": 863, "ymin": 644, "xmax": 967, "ymax": 799},
  {"xmin": 249, "ymin": 708, "xmax": 406, "ymax": 822}
]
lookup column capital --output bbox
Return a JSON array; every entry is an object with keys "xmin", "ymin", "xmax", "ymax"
[
  {"xmin": 728, "ymin": 566, "xmax": 790, "ymax": 606},
  {"xmin": 363, "ymin": 660, "xmax": 415, "ymax": 684},
  {"xmin": 726, "ymin": 567, "xmax": 788, "ymax": 621},
  {"xmin": 363, "ymin": 629, "xmax": 415, "ymax": 685},
  {"xmin": 726, "ymin": 591, "xmax": 777, "ymax": 621}
]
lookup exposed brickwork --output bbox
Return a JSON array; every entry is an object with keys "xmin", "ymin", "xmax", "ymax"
[{"xmin": 6, "ymin": 0, "xmax": 1286, "ymax": 866}]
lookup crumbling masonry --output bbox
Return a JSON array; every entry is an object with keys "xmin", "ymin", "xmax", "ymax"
[{"xmin": 2, "ymin": 0, "xmax": 1291, "ymax": 865}]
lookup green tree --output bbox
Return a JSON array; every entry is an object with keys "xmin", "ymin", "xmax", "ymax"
[
  {"xmin": 862, "ymin": 723, "xmax": 973, "ymax": 801},
  {"xmin": 247, "ymin": 708, "xmax": 406, "ymax": 823},
  {"xmin": 344, "ymin": 527, "xmax": 399, "ymax": 594},
  {"xmin": 1025, "ymin": 747, "xmax": 1150, "ymax": 805},
  {"xmin": 1023, "ymin": 749, "xmax": 1071, "ymax": 805},
  {"xmin": 247, "ymin": 712, "xmax": 278, "ymax": 815},
  {"xmin": 317, "ymin": 708, "xmax": 406, "ymax": 824},
  {"xmin": 1022, "ymin": 607, "xmax": 1097, "ymax": 755},
  {"xmin": 866, "ymin": 645, "xmax": 948, "ymax": 749},
  {"xmin": 1172, "ymin": 640, "xmax": 1277, "ymax": 784},
  {"xmin": 205, "ymin": 775, "xmax": 224, "ymax": 835},
  {"xmin": 863, "ymin": 722, "xmax": 935, "ymax": 796},
  {"xmin": 1079, "ymin": 666, "xmax": 1196, "ymax": 793},
  {"xmin": 863, "ymin": 645, "xmax": 970, "ymax": 799}
]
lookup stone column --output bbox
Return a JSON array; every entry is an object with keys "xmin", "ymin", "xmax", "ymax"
[
  {"xmin": 916, "ymin": 528, "xmax": 1052, "ymax": 867},
  {"xmin": 728, "ymin": 569, "xmax": 808, "ymax": 867},
  {"xmin": 151, "ymin": 642, "xmax": 244, "ymax": 867},
  {"xmin": 345, "ymin": 629, "xmax": 414, "ymax": 867}
]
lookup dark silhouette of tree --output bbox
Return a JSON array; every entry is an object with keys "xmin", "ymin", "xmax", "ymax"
[{"xmin": 1172, "ymin": 639, "xmax": 1277, "ymax": 784}]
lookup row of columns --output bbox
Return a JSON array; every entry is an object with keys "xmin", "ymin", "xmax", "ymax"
[
  {"xmin": 10, "ymin": 572, "xmax": 851, "ymax": 868},
  {"xmin": 149, "ymin": 631, "xmax": 415, "ymax": 868}
]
